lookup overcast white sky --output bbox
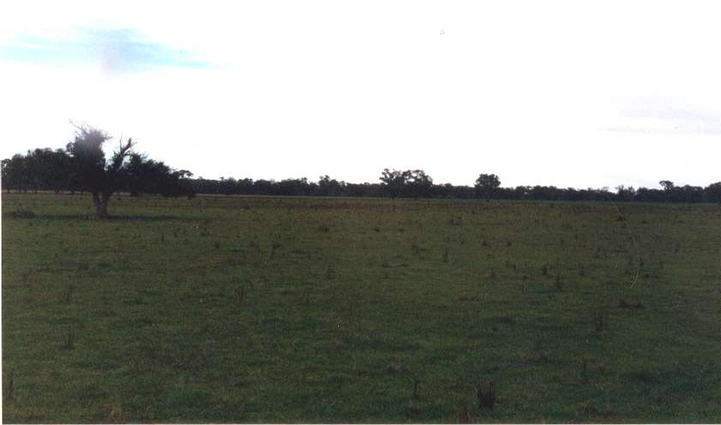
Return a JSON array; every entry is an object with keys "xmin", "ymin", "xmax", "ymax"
[{"xmin": 1, "ymin": 1, "xmax": 720, "ymax": 189}]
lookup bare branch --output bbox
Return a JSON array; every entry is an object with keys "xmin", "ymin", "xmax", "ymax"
[{"xmin": 108, "ymin": 137, "xmax": 135, "ymax": 174}]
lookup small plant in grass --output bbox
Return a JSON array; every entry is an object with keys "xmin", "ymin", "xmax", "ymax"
[
  {"xmin": 447, "ymin": 216, "xmax": 463, "ymax": 226},
  {"xmin": 453, "ymin": 406, "xmax": 473, "ymax": 423},
  {"xmin": 626, "ymin": 254, "xmax": 635, "ymax": 272},
  {"xmin": 554, "ymin": 271, "xmax": 564, "ymax": 290},
  {"xmin": 530, "ymin": 330, "xmax": 550, "ymax": 363},
  {"xmin": 476, "ymin": 381, "xmax": 495, "ymax": 410},
  {"xmin": 580, "ymin": 399, "xmax": 615, "ymax": 418},
  {"xmin": 326, "ymin": 264, "xmax": 336, "ymax": 279},
  {"xmin": 411, "ymin": 242, "xmax": 423, "ymax": 256},
  {"xmin": 12, "ymin": 209, "xmax": 36, "ymax": 218},
  {"xmin": 103, "ymin": 401, "xmax": 123, "ymax": 422},
  {"xmin": 61, "ymin": 326, "xmax": 76, "ymax": 350},
  {"xmin": 303, "ymin": 288, "xmax": 311, "ymax": 305},
  {"xmin": 60, "ymin": 283, "xmax": 75, "ymax": 303},
  {"xmin": 411, "ymin": 377, "xmax": 421, "ymax": 400},
  {"xmin": 594, "ymin": 311, "xmax": 607, "ymax": 333},
  {"xmin": 618, "ymin": 298, "xmax": 644, "ymax": 309},
  {"xmin": 269, "ymin": 241, "xmax": 281, "ymax": 259},
  {"xmin": 133, "ymin": 283, "xmax": 145, "ymax": 304},
  {"xmin": 387, "ymin": 360, "xmax": 410, "ymax": 374},
  {"xmin": 541, "ymin": 263, "xmax": 549, "ymax": 276},
  {"xmin": 442, "ymin": 247, "xmax": 449, "ymax": 263},
  {"xmin": 4, "ymin": 370, "xmax": 14, "ymax": 403},
  {"xmin": 233, "ymin": 284, "xmax": 247, "ymax": 303}
]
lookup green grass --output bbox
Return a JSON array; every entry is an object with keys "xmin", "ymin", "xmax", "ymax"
[{"xmin": 3, "ymin": 193, "xmax": 721, "ymax": 422}]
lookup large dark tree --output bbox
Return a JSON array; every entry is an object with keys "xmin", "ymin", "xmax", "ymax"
[
  {"xmin": 379, "ymin": 168, "xmax": 433, "ymax": 198},
  {"xmin": 380, "ymin": 168, "xmax": 408, "ymax": 198},
  {"xmin": 475, "ymin": 173, "xmax": 501, "ymax": 200},
  {"xmin": 63, "ymin": 125, "xmax": 194, "ymax": 218},
  {"xmin": 66, "ymin": 125, "xmax": 134, "ymax": 218},
  {"xmin": 406, "ymin": 169, "xmax": 433, "ymax": 198}
]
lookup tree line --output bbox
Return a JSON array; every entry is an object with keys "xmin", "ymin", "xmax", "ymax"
[
  {"xmin": 187, "ymin": 173, "xmax": 721, "ymax": 204},
  {"xmin": 3, "ymin": 125, "xmax": 721, "ymax": 219},
  {"xmin": 2, "ymin": 126, "xmax": 194, "ymax": 217}
]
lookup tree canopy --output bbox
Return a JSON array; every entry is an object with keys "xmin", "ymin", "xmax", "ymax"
[
  {"xmin": 475, "ymin": 174, "xmax": 501, "ymax": 200},
  {"xmin": 379, "ymin": 169, "xmax": 433, "ymax": 198}
]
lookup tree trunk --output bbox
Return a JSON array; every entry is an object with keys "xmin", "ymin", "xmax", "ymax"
[{"xmin": 92, "ymin": 191, "xmax": 111, "ymax": 219}]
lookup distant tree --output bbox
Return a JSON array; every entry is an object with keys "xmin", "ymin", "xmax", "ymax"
[
  {"xmin": 406, "ymin": 169, "xmax": 433, "ymax": 198},
  {"xmin": 659, "ymin": 180, "xmax": 675, "ymax": 202},
  {"xmin": 277, "ymin": 177, "xmax": 314, "ymax": 196},
  {"xmin": 530, "ymin": 185, "xmax": 557, "ymax": 201},
  {"xmin": 635, "ymin": 187, "xmax": 665, "ymax": 203},
  {"xmin": 346, "ymin": 182, "xmax": 383, "ymax": 197},
  {"xmin": 0, "ymin": 158, "xmax": 9, "ymax": 191},
  {"xmin": 705, "ymin": 182, "xmax": 721, "ymax": 204},
  {"xmin": 30, "ymin": 148, "xmax": 73, "ymax": 193},
  {"xmin": 379, "ymin": 169, "xmax": 433, "ymax": 198},
  {"xmin": 318, "ymin": 175, "xmax": 345, "ymax": 196},
  {"xmin": 615, "ymin": 185, "xmax": 636, "ymax": 202},
  {"xmin": 253, "ymin": 179, "xmax": 274, "ymax": 195},
  {"xmin": 659, "ymin": 180, "xmax": 674, "ymax": 191},
  {"xmin": 235, "ymin": 178, "xmax": 253, "ymax": 194},
  {"xmin": 1, "ymin": 154, "xmax": 31, "ymax": 192},
  {"xmin": 218, "ymin": 177, "xmax": 238, "ymax": 195},
  {"xmin": 125, "ymin": 153, "xmax": 194, "ymax": 197},
  {"xmin": 677, "ymin": 185, "xmax": 704, "ymax": 203},
  {"xmin": 475, "ymin": 173, "xmax": 501, "ymax": 200},
  {"xmin": 380, "ymin": 168, "xmax": 408, "ymax": 198}
]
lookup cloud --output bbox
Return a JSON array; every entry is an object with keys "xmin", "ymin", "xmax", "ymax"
[
  {"xmin": 0, "ymin": 27, "xmax": 210, "ymax": 73},
  {"xmin": 603, "ymin": 97, "xmax": 721, "ymax": 136}
]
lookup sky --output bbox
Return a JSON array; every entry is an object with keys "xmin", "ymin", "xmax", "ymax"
[{"xmin": 1, "ymin": 1, "xmax": 720, "ymax": 189}]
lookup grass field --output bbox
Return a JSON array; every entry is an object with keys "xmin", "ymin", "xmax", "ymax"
[{"xmin": 2, "ymin": 193, "xmax": 721, "ymax": 422}]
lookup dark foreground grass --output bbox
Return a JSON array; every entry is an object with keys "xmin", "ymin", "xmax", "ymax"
[{"xmin": 2, "ymin": 193, "xmax": 720, "ymax": 423}]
